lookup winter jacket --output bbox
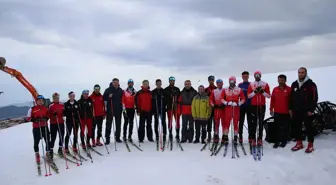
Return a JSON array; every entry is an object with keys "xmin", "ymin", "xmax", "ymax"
[
  {"xmin": 192, "ymin": 93, "xmax": 211, "ymax": 120},
  {"xmin": 210, "ymin": 88, "xmax": 225, "ymax": 108},
  {"xmin": 89, "ymin": 92, "xmax": 106, "ymax": 117},
  {"xmin": 27, "ymin": 105, "xmax": 49, "ymax": 128},
  {"xmin": 135, "ymin": 87, "xmax": 152, "ymax": 113},
  {"xmin": 164, "ymin": 85, "xmax": 181, "ymax": 111},
  {"xmin": 48, "ymin": 102, "xmax": 65, "ymax": 124},
  {"xmin": 247, "ymin": 80, "xmax": 271, "ymax": 106},
  {"xmin": 289, "ymin": 77, "xmax": 318, "ymax": 113},
  {"xmin": 205, "ymin": 84, "xmax": 216, "ymax": 96},
  {"xmin": 238, "ymin": 81, "xmax": 250, "ymax": 108},
  {"xmin": 270, "ymin": 85, "xmax": 291, "ymax": 114},
  {"xmin": 64, "ymin": 100, "xmax": 80, "ymax": 123},
  {"xmin": 221, "ymin": 86, "xmax": 245, "ymax": 105},
  {"xmin": 77, "ymin": 96, "xmax": 94, "ymax": 119},
  {"xmin": 151, "ymin": 88, "xmax": 168, "ymax": 114},
  {"xmin": 179, "ymin": 87, "xmax": 197, "ymax": 115},
  {"xmin": 122, "ymin": 88, "xmax": 136, "ymax": 109},
  {"xmin": 103, "ymin": 83, "xmax": 123, "ymax": 115}
]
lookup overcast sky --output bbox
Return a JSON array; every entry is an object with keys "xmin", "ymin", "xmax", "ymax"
[{"xmin": 0, "ymin": 0, "xmax": 335, "ymax": 106}]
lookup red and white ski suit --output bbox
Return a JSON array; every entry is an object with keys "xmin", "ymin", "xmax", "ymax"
[
  {"xmin": 210, "ymin": 88, "xmax": 225, "ymax": 134},
  {"xmin": 221, "ymin": 86, "xmax": 245, "ymax": 135}
]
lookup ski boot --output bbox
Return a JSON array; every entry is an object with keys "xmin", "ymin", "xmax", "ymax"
[
  {"xmin": 233, "ymin": 135, "xmax": 238, "ymax": 145},
  {"xmin": 128, "ymin": 136, "xmax": 133, "ymax": 143},
  {"xmin": 148, "ymin": 138, "xmax": 154, "ymax": 142},
  {"xmin": 305, "ymin": 142, "xmax": 314, "ymax": 153},
  {"xmin": 273, "ymin": 142, "xmax": 280, "ymax": 148},
  {"xmin": 122, "ymin": 136, "xmax": 127, "ymax": 142},
  {"xmin": 48, "ymin": 149, "xmax": 54, "ymax": 160},
  {"xmin": 116, "ymin": 138, "xmax": 122, "ymax": 143},
  {"xmin": 64, "ymin": 148, "xmax": 70, "ymax": 155},
  {"xmin": 221, "ymin": 135, "xmax": 228, "ymax": 144},
  {"xmin": 105, "ymin": 137, "xmax": 110, "ymax": 145},
  {"xmin": 58, "ymin": 147, "xmax": 63, "ymax": 156},
  {"xmin": 72, "ymin": 147, "xmax": 78, "ymax": 154},
  {"xmin": 291, "ymin": 140, "xmax": 303, "ymax": 151},
  {"xmin": 239, "ymin": 134, "xmax": 243, "ymax": 144},
  {"xmin": 279, "ymin": 141, "xmax": 287, "ymax": 148},
  {"xmin": 92, "ymin": 138, "xmax": 96, "ymax": 147},
  {"xmin": 35, "ymin": 152, "xmax": 41, "ymax": 163},
  {"xmin": 193, "ymin": 139, "xmax": 200, "ymax": 144},
  {"xmin": 169, "ymin": 134, "xmax": 173, "ymax": 142},
  {"xmin": 214, "ymin": 134, "xmax": 219, "ymax": 144},
  {"xmin": 96, "ymin": 138, "xmax": 103, "ymax": 146},
  {"xmin": 257, "ymin": 138, "xmax": 262, "ymax": 147},
  {"xmin": 201, "ymin": 139, "xmax": 206, "ymax": 144},
  {"xmin": 175, "ymin": 135, "xmax": 180, "ymax": 142},
  {"xmin": 81, "ymin": 144, "xmax": 86, "ymax": 150}
]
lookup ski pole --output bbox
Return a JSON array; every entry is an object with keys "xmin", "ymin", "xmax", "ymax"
[
  {"xmin": 231, "ymin": 105, "xmax": 235, "ymax": 159},
  {"xmin": 77, "ymin": 111, "xmax": 93, "ymax": 163},
  {"xmin": 90, "ymin": 106, "xmax": 109, "ymax": 154},
  {"xmin": 43, "ymin": 120, "xmax": 52, "ymax": 176},
  {"xmin": 72, "ymin": 113, "xmax": 83, "ymax": 164},
  {"xmin": 64, "ymin": 120, "xmax": 80, "ymax": 166},
  {"xmin": 55, "ymin": 116, "xmax": 69, "ymax": 169},
  {"xmin": 134, "ymin": 111, "xmax": 140, "ymax": 147},
  {"xmin": 110, "ymin": 99, "xmax": 117, "ymax": 151},
  {"xmin": 38, "ymin": 120, "xmax": 49, "ymax": 177}
]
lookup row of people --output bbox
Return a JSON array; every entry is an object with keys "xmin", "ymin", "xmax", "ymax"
[{"xmin": 28, "ymin": 67, "xmax": 318, "ymax": 162}]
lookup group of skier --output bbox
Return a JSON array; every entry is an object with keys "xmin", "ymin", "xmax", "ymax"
[{"xmin": 27, "ymin": 66, "xmax": 318, "ymax": 171}]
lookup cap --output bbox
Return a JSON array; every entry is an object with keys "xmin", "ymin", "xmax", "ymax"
[
  {"xmin": 216, "ymin": 79, "xmax": 223, "ymax": 83},
  {"xmin": 208, "ymin": 75, "xmax": 215, "ymax": 81},
  {"xmin": 254, "ymin": 70, "xmax": 261, "ymax": 76},
  {"xmin": 82, "ymin": 89, "xmax": 89, "ymax": 94},
  {"xmin": 36, "ymin": 95, "xmax": 44, "ymax": 100},
  {"xmin": 128, "ymin": 79, "xmax": 134, "ymax": 84}
]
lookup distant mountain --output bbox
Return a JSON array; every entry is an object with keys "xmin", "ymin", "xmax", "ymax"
[{"xmin": 0, "ymin": 105, "xmax": 30, "ymax": 120}]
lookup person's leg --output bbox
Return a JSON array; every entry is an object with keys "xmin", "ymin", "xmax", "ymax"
[
  {"xmin": 138, "ymin": 112, "xmax": 146, "ymax": 142},
  {"xmin": 128, "ymin": 109, "xmax": 135, "ymax": 139},
  {"xmin": 188, "ymin": 115, "xmax": 195, "ymax": 143},
  {"xmin": 145, "ymin": 112, "xmax": 154, "ymax": 141},
  {"xmin": 181, "ymin": 115, "xmax": 188, "ymax": 142}
]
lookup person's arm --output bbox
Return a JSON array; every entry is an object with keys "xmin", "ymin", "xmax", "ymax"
[
  {"xmin": 263, "ymin": 83, "xmax": 271, "ymax": 98},
  {"xmin": 270, "ymin": 88, "xmax": 275, "ymax": 112},
  {"xmin": 247, "ymin": 84, "xmax": 255, "ymax": 99},
  {"xmin": 307, "ymin": 82, "xmax": 318, "ymax": 114},
  {"xmin": 239, "ymin": 88, "xmax": 245, "ymax": 106}
]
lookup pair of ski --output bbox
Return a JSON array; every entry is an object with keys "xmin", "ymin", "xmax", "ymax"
[
  {"xmin": 36, "ymin": 156, "xmax": 60, "ymax": 176},
  {"xmin": 166, "ymin": 139, "xmax": 184, "ymax": 151},
  {"xmin": 156, "ymin": 140, "xmax": 167, "ymax": 151},
  {"xmin": 250, "ymin": 143, "xmax": 263, "ymax": 161},
  {"xmin": 124, "ymin": 141, "xmax": 143, "ymax": 152}
]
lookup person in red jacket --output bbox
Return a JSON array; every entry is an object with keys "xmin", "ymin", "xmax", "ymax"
[
  {"xmin": 221, "ymin": 76, "xmax": 245, "ymax": 144},
  {"xmin": 209, "ymin": 79, "xmax": 225, "ymax": 143},
  {"xmin": 205, "ymin": 75, "xmax": 216, "ymax": 141},
  {"xmin": 178, "ymin": 80, "xmax": 197, "ymax": 143},
  {"xmin": 27, "ymin": 95, "xmax": 50, "ymax": 163},
  {"xmin": 89, "ymin": 84, "xmax": 106, "ymax": 147},
  {"xmin": 135, "ymin": 80, "xmax": 153, "ymax": 142},
  {"xmin": 77, "ymin": 90, "xmax": 94, "ymax": 149},
  {"xmin": 47, "ymin": 93, "xmax": 65, "ymax": 159},
  {"xmin": 270, "ymin": 74, "xmax": 291, "ymax": 148},
  {"xmin": 122, "ymin": 79, "xmax": 137, "ymax": 142},
  {"xmin": 247, "ymin": 70, "xmax": 271, "ymax": 147}
]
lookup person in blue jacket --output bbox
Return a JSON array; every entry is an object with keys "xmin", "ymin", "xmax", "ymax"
[
  {"xmin": 103, "ymin": 78, "xmax": 123, "ymax": 144},
  {"xmin": 238, "ymin": 71, "xmax": 252, "ymax": 144}
]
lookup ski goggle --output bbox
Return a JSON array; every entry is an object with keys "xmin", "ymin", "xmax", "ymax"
[
  {"xmin": 229, "ymin": 80, "xmax": 235, "ymax": 84},
  {"xmin": 208, "ymin": 75, "xmax": 215, "ymax": 81},
  {"xmin": 128, "ymin": 79, "xmax": 134, "ymax": 84},
  {"xmin": 169, "ymin": 76, "xmax": 175, "ymax": 81},
  {"xmin": 82, "ymin": 90, "xmax": 89, "ymax": 95},
  {"xmin": 94, "ymin": 86, "xmax": 100, "ymax": 90},
  {"xmin": 37, "ymin": 95, "xmax": 44, "ymax": 100},
  {"xmin": 216, "ymin": 79, "xmax": 223, "ymax": 83}
]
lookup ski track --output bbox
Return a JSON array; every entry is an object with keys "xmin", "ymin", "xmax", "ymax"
[{"xmin": 0, "ymin": 121, "xmax": 335, "ymax": 185}]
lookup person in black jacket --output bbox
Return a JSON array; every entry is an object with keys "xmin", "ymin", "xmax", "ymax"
[
  {"xmin": 289, "ymin": 67, "xmax": 318, "ymax": 153},
  {"xmin": 63, "ymin": 91, "xmax": 80, "ymax": 154},
  {"xmin": 179, "ymin": 80, "xmax": 197, "ymax": 143},
  {"xmin": 77, "ymin": 90, "xmax": 94, "ymax": 149},
  {"xmin": 152, "ymin": 79, "xmax": 168, "ymax": 143},
  {"xmin": 103, "ymin": 78, "xmax": 123, "ymax": 144},
  {"xmin": 164, "ymin": 76, "xmax": 181, "ymax": 142}
]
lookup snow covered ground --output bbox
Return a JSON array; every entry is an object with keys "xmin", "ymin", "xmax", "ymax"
[{"xmin": 0, "ymin": 66, "xmax": 335, "ymax": 185}]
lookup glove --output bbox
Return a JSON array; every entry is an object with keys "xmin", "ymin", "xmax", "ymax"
[
  {"xmin": 255, "ymin": 86, "xmax": 262, "ymax": 93},
  {"xmin": 254, "ymin": 89, "xmax": 259, "ymax": 93},
  {"xmin": 232, "ymin": 102, "xmax": 238, "ymax": 106},
  {"xmin": 259, "ymin": 88, "xmax": 264, "ymax": 93},
  {"xmin": 53, "ymin": 112, "xmax": 58, "ymax": 116},
  {"xmin": 227, "ymin": 101, "xmax": 233, "ymax": 106}
]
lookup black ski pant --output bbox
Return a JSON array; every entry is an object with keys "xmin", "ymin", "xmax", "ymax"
[
  {"xmin": 138, "ymin": 111, "xmax": 153, "ymax": 142},
  {"xmin": 292, "ymin": 111, "xmax": 315, "ymax": 143},
  {"xmin": 249, "ymin": 105, "xmax": 266, "ymax": 140},
  {"xmin": 105, "ymin": 111, "xmax": 122, "ymax": 139},
  {"xmin": 93, "ymin": 116, "xmax": 104, "ymax": 139},
  {"xmin": 64, "ymin": 121, "xmax": 79, "ymax": 149},
  {"xmin": 154, "ymin": 112, "xmax": 167, "ymax": 141},
  {"xmin": 123, "ymin": 108, "xmax": 135, "ymax": 138},
  {"xmin": 207, "ymin": 109, "xmax": 215, "ymax": 133},
  {"xmin": 239, "ymin": 106, "xmax": 252, "ymax": 138},
  {"xmin": 49, "ymin": 123, "xmax": 65, "ymax": 150},
  {"xmin": 33, "ymin": 126, "xmax": 50, "ymax": 153},
  {"xmin": 273, "ymin": 113, "xmax": 290, "ymax": 143},
  {"xmin": 195, "ymin": 120, "xmax": 207, "ymax": 142},
  {"xmin": 182, "ymin": 114, "xmax": 194, "ymax": 142}
]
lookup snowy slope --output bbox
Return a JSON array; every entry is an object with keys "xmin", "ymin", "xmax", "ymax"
[{"xmin": 0, "ymin": 67, "xmax": 335, "ymax": 185}]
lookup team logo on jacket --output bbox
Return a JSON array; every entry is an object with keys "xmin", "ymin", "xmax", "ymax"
[{"xmin": 89, "ymin": 102, "xmax": 91, "ymax": 106}]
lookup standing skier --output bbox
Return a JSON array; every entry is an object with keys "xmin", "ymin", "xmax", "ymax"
[
  {"xmin": 122, "ymin": 79, "xmax": 137, "ymax": 142},
  {"xmin": 27, "ymin": 95, "xmax": 50, "ymax": 162},
  {"xmin": 289, "ymin": 67, "xmax": 318, "ymax": 153},
  {"xmin": 135, "ymin": 80, "xmax": 153, "ymax": 142},
  {"xmin": 192, "ymin": 85, "xmax": 211, "ymax": 144},
  {"xmin": 77, "ymin": 90, "xmax": 94, "ymax": 149},
  {"xmin": 151, "ymin": 79, "xmax": 168, "ymax": 142},
  {"xmin": 63, "ymin": 92, "xmax": 80, "ymax": 154},
  {"xmin": 221, "ymin": 76, "xmax": 245, "ymax": 144},
  {"xmin": 179, "ymin": 80, "xmax": 197, "ymax": 143},
  {"xmin": 247, "ymin": 70, "xmax": 271, "ymax": 147},
  {"xmin": 89, "ymin": 84, "xmax": 105, "ymax": 147},
  {"xmin": 164, "ymin": 76, "xmax": 181, "ymax": 142},
  {"xmin": 238, "ymin": 71, "xmax": 252, "ymax": 143},
  {"xmin": 47, "ymin": 93, "xmax": 65, "ymax": 158},
  {"xmin": 209, "ymin": 79, "xmax": 225, "ymax": 143},
  {"xmin": 103, "ymin": 78, "xmax": 123, "ymax": 144},
  {"xmin": 270, "ymin": 74, "xmax": 291, "ymax": 148},
  {"xmin": 205, "ymin": 75, "xmax": 216, "ymax": 141}
]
